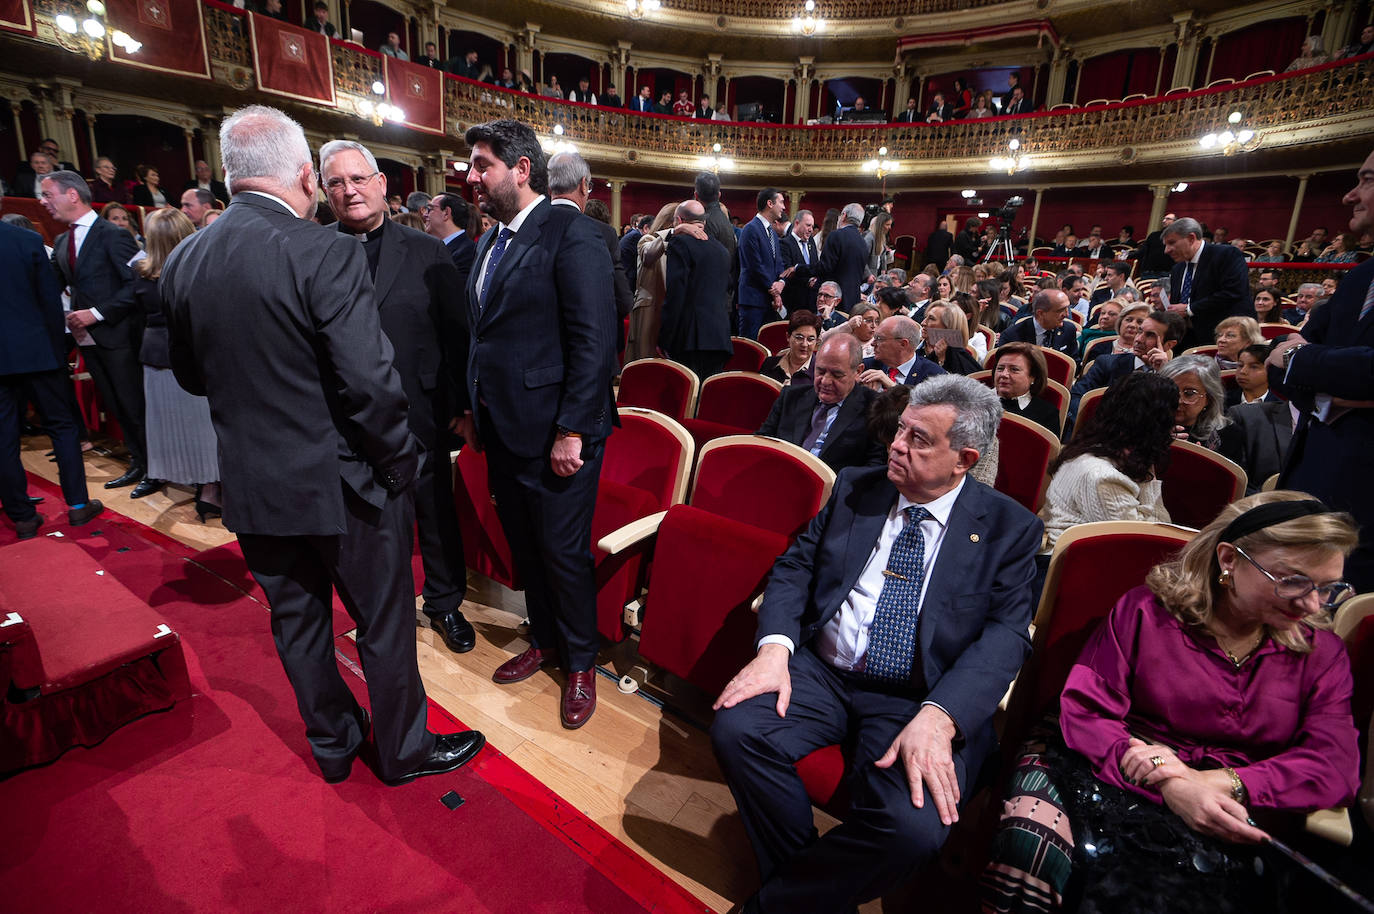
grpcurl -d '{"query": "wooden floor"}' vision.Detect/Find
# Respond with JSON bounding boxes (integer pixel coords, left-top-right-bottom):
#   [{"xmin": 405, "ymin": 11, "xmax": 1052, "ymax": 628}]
[{"xmin": 19, "ymin": 440, "xmax": 842, "ymax": 914}]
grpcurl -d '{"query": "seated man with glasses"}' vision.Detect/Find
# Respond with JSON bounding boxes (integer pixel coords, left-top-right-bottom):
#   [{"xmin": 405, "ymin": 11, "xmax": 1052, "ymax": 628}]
[
  {"xmin": 983, "ymin": 492, "xmax": 1360, "ymax": 913},
  {"xmin": 857, "ymin": 315, "xmax": 946, "ymax": 391},
  {"xmin": 814, "ymin": 282, "xmax": 848, "ymax": 330}
]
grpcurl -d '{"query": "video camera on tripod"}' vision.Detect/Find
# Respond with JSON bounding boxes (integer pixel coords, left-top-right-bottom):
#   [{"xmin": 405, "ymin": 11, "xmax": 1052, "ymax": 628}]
[{"xmin": 982, "ymin": 195, "xmax": 1026, "ymax": 264}]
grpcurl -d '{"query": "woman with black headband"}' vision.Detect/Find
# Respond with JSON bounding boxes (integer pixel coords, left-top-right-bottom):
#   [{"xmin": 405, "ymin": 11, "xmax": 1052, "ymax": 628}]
[{"xmin": 982, "ymin": 491, "xmax": 1361, "ymax": 914}]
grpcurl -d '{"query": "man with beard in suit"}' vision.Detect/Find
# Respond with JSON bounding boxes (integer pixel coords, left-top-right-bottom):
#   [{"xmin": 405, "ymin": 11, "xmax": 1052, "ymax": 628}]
[
  {"xmin": 780, "ymin": 208, "xmax": 820, "ymax": 315},
  {"xmin": 422, "ymin": 191, "xmax": 476, "ymax": 289},
  {"xmin": 738, "ymin": 187, "xmax": 791, "ymax": 339},
  {"xmin": 461, "ymin": 119, "xmax": 617, "ymax": 728},
  {"xmin": 43, "ymin": 170, "xmax": 150, "ymax": 495},
  {"xmin": 759, "ymin": 333, "xmax": 883, "ymax": 472},
  {"xmin": 321, "ymin": 139, "xmax": 475, "ymax": 658},
  {"xmin": 160, "ymin": 105, "xmax": 484, "ymax": 784},
  {"xmin": 1163, "ymin": 216, "xmax": 1252, "ymax": 349},
  {"xmin": 658, "ymin": 200, "xmax": 732, "ymax": 379}
]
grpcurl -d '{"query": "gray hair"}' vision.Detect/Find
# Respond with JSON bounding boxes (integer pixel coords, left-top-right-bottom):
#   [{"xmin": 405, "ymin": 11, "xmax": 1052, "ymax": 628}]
[
  {"xmin": 95, "ymin": 156, "xmax": 114, "ymax": 169},
  {"xmin": 1161, "ymin": 217, "xmax": 1202, "ymax": 241},
  {"xmin": 41, "ymin": 170, "xmax": 91, "ymax": 205},
  {"xmin": 547, "ymin": 150, "xmax": 591, "ymax": 195},
  {"xmin": 221, "ymin": 105, "xmax": 312, "ymax": 193},
  {"xmin": 948, "ymin": 254, "xmax": 965, "ymax": 266},
  {"xmin": 856, "ymin": 303, "xmax": 881, "ymax": 319},
  {"xmin": 887, "ymin": 315, "xmax": 923, "ymax": 347},
  {"xmin": 405, "ymin": 191, "xmax": 432, "ymax": 211},
  {"xmin": 819, "ymin": 280, "xmax": 841, "ymax": 297},
  {"xmin": 795, "ymin": 208, "xmax": 813, "ymax": 223},
  {"xmin": 906, "ymin": 374, "xmax": 1002, "ymax": 457},
  {"xmin": 1158, "ymin": 354, "xmax": 1230, "ymax": 440},
  {"xmin": 887, "ymin": 268, "xmax": 907, "ymax": 284},
  {"xmin": 1296, "ymin": 282, "xmax": 1324, "ymax": 297},
  {"xmin": 841, "ymin": 203, "xmax": 865, "ymax": 226},
  {"xmin": 818, "ymin": 329, "xmax": 863, "ymax": 369},
  {"xmin": 319, "ymin": 138, "xmax": 379, "ymax": 177}
]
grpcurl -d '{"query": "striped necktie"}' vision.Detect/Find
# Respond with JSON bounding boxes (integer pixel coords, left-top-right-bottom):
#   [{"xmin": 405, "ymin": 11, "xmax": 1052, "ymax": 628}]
[{"xmin": 1361, "ymin": 274, "xmax": 1374, "ymax": 322}]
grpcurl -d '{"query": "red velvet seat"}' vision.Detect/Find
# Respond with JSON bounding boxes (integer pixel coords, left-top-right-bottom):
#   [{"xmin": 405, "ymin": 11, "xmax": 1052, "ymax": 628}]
[
  {"xmin": 993, "ymin": 413, "xmax": 1060, "ymax": 513},
  {"xmin": 452, "ymin": 447, "xmax": 521, "ymax": 591},
  {"xmin": 725, "ymin": 337, "xmax": 769, "ymax": 373},
  {"xmin": 1040, "ymin": 347, "xmax": 1076, "ymax": 388},
  {"xmin": 592, "ymin": 407, "xmax": 693, "ymax": 643},
  {"xmin": 1159, "ymin": 439, "xmax": 1247, "ymax": 529},
  {"xmin": 616, "ymin": 358, "xmax": 699, "ymax": 423},
  {"xmin": 1079, "ymin": 335, "xmax": 1118, "ymax": 366},
  {"xmin": 1072, "ymin": 386, "xmax": 1107, "ymax": 439},
  {"xmin": 681, "ymin": 372, "xmax": 782, "ymax": 452},
  {"xmin": 606, "ymin": 437, "xmax": 835, "ymax": 696},
  {"xmin": 0, "ymin": 537, "xmax": 191, "ymax": 773},
  {"xmin": 757, "ymin": 320, "xmax": 789, "ymax": 353},
  {"xmin": 1259, "ymin": 322, "xmax": 1302, "ymax": 340}
]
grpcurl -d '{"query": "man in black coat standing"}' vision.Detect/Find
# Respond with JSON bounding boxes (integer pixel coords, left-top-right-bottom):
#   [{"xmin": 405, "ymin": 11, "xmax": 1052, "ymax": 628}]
[
  {"xmin": 618, "ymin": 213, "xmax": 650, "ymax": 283},
  {"xmin": 925, "ymin": 217, "xmax": 954, "ymax": 269},
  {"xmin": 460, "ymin": 119, "xmax": 618, "ymax": 729},
  {"xmin": 321, "ymin": 139, "xmax": 476, "ymax": 658},
  {"xmin": 817, "ymin": 203, "xmax": 870, "ymax": 311},
  {"xmin": 0, "ymin": 212, "xmax": 102, "ymax": 538},
  {"xmin": 779, "ymin": 209, "xmax": 820, "ymax": 315},
  {"xmin": 658, "ymin": 200, "xmax": 732, "ymax": 379},
  {"xmin": 160, "ymin": 105, "xmax": 483, "ymax": 784},
  {"xmin": 548, "ymin": 151, "xmax": 633, "ymax": 346},
  {"xmin": 1133, "ymin": 212, "xmax": 1176, "ymax": 277},
  {"xmin": 422, "ymin": 191, "xmax": 476, "ymax": 288},
  {"xmin": 1163, "ymin": 216, "xmax": 1252, "ymax": 349},
  {"xmin": 44, "ymin": 170, "xmax": 151, "ymax": 494}
]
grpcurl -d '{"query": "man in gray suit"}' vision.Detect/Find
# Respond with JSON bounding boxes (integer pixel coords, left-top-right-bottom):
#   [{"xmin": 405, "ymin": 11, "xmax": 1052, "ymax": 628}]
[{"xmin": 160, "ymin": 105, "xmax": 483, "ymax": 785}]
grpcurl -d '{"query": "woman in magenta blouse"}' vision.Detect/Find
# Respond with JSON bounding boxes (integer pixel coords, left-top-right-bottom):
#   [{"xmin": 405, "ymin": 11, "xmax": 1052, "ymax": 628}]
[{"xmin": 982, "ymin": 491, "xmax": 1361, "ymax": 914}]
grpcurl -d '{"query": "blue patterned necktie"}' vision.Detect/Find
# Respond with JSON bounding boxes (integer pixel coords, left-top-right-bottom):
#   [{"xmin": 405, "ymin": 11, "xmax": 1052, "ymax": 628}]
[
  {"xmin": 479, "ymin": 227, "xmax": 513, "ymax": 311},
  {"xmin": 1361, "ymin": 275, "xmax": 1374, "ymax": 322},
  {"xmin": 865, "ymin": 505, "xmax": 932, "ymax": 684},
  {"xmin": 1179, "ymin": 261, "xmax": 1194, "ymax": 304}
]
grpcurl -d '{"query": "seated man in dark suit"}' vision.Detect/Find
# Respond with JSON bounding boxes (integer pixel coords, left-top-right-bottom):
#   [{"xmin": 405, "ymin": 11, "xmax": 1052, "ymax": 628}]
[
  {"xmin": 713, "ymin": 374, "xmax": 1043, "ymax": 913},
  {"xmin": 857, "ymin": 315, "xmax": 946, "ymax": 391},
  {"xmin": 759, "ymin": 333, "xmax": 883, "ymax": 472},
  {"xmin": 999, "ymin": 289, "xmax": 1079, "ymax": 359},
  {"xmin": 1218, "ymin": 399, "xmax": 1295, "ymax": 495},
  {"xmin": 1162, "ymin": 216, "xmax": 1252, "ymax": 349},
  {"xmin": 1069, "ymin": 309, "xmax": 1183, "ymax": 427}
]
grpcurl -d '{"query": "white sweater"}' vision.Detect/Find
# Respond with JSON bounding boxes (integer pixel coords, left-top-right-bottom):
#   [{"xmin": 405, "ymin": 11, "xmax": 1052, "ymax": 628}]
[{"xmin": 1038, "ymin": 454, "xmax": 1169, "ymax": 552}]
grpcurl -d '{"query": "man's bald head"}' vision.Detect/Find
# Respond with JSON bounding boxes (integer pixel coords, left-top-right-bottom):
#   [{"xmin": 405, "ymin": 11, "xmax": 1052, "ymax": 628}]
[{"xmin": 675, "ymin": 199, "xmax": 705, "ymax": 224}]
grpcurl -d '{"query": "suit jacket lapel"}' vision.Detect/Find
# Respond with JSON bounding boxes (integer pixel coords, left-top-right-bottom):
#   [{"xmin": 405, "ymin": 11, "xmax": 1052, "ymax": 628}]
[
  {"xmin": 371, "ymin": 220, "xmax": 405, "ymax": 306},
  {"xmin": 837, "ymin": 477, "xmax": 896, "ymax": 614},
  {"xmin": 918, "ymin": 481, "xmax": 987, "ymax": 660},
  {"xmin": 788, "ymin": 388, "xmax": 820, "ymax": 441},
  {"xmin": 819, "ymin": 391, "xmax": 861, "ymax": 458},
  {"xmin": 480, "ymin": 202, "xmax": 548, "ymax": 324}
]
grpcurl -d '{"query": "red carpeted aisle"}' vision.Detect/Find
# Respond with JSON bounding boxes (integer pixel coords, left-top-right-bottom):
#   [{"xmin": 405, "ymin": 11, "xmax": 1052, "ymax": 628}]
[{"xmin": 0, "ymin": 475, "xmax": 712, "ymax": 914}]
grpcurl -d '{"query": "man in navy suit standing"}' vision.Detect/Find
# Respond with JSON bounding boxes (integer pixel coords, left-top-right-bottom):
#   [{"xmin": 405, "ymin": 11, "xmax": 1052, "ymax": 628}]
[
  {"xmin": 1271, "ymin": 148, "xmax": 1374, "ymax": 591},
  {"xmin": 712, "ymin": 375, "xmax": 1042, "ymax": 913},
  {"xmin": 817, "ymin": 203, "xmax": 871, "ymax": 311},
  {"xmin": 423, "ymin": 191, "xmax": 476, "ymax": 288},
  {"xmin": 459, "ymin": 119, "xmax": 617, "ymax": 728},
  {"xmin": 0, "ymin": 211, "xmax": 103, "ymax": 538},
  {"xmin": 1162, "ymin": 216, "xmax": 1252, "ymax": 349},
  {"xmin": 737, "ymin": 187, "xmax": 790, "ymax": 340}
]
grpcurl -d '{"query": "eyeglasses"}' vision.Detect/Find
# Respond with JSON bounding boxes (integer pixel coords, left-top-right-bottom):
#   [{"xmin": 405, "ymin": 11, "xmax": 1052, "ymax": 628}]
[
  {"xmin": 789, "ymin": 333, "xmax": 818, "ymax": 344},
  {"xmin": 1177, "ymin": 387, "xmax": 1206, "ymax": 404},
  {"xmin": 1232, "ymin": 545, "xmax": 1352, "ymax": 609},
  {"xmin": 321, "ymin": 172, "xmax": 380, "ymax": 192}
]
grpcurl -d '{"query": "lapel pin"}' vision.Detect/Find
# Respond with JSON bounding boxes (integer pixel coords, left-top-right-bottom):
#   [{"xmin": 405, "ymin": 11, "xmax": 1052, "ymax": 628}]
[{"xmin": 969, "ymin": 533, "xmax": 980, "ymax": 543}]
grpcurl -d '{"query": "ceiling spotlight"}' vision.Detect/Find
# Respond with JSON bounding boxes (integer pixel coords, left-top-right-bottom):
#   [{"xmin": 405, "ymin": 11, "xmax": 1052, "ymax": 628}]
[
  {"xmin": 86, "ymin": 0, "xmax": 105, "ymax": 12},
  {"xmin": 1172, "ymin": 182, "xmax": 1188, "ymax": 193},
  {"xmin": 82, "ymin": 17, "xmax": 105, "ymax": 38},
  {"xmin": 553, "ymin": 123, "xmax": 564, "ymax": 136},
  {"xmin": 371, "ymin": 80, "xmax": 385, "ymax": 95},
  {"xmin": 961, "ymin": 189, "xmax": 977, "ymax": 199},
  {"xmin": 55, "ymin": 13, "xmax": 77, "ymax": 31}
]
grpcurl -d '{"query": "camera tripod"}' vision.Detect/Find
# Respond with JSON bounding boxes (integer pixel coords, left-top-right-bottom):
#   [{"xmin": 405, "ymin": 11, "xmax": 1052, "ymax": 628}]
[{"xmin": 982, "ymin": 226, "xmax": 1017, "ymax": 264}]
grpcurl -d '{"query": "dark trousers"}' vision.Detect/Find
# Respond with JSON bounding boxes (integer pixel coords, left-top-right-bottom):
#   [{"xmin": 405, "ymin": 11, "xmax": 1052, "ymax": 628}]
[
  {"xmin": 677, "ymin": 350, "xmax": 730, "ymax": 382},
  {"xmin": 711, "ymin": 647, "xmax": 967, "ymax": 913},
  {"xmin": 481, "ymin": 415, "xmax": 604, "ymax": 671},
  {"xmin": 414, "ymin": 437, "xmax": 467, "ymax": 618},
  {"xmin": 738, "ymin": 305, "xmax": 770, "ymax": 341},
  {"xmin": 0, "ymin": 369, "xmax": 90, "ymax": 522},
  {"xmin": 238, "ymin": 483, "xmax": 432, "ymax": 781},
  {"xmin": 81, "ymin": 343, "xmax": 146, "ymax": 468}
]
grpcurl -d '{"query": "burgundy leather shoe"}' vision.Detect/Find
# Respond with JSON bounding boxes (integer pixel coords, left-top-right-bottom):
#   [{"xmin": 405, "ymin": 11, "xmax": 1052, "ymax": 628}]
[
  {"xmin": 492, "ymin": 646, "xmax": 556, "ymax": 684},
  {"xmin": 561, "ymin": 670, "xmax": 596, "ymax": 729}
]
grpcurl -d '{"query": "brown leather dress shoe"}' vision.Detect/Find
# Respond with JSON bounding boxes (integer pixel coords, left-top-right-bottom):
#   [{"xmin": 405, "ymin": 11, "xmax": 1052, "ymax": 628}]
[
  {"xmin": 492, "ymin": 646, "xmax": 556, "ymax": 684},
  {"xmin": 561, "ymin": 670, "xmax": 596, "ymax": 729}
]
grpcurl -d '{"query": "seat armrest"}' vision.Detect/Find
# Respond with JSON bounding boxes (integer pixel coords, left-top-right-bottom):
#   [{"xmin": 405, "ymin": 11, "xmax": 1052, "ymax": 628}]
[
  {"xmin": 1304, "ymin": 807, "xmax": 1353, "ymax": 846},
  {"xmin": 596, "ymin": 511, "xmax": 668, "ymax": 556}
]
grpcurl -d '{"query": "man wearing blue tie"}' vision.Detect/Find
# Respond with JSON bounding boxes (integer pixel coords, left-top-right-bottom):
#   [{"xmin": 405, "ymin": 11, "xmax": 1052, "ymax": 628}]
[
  {"xmin": 1162, "ymin": 216, "xmax": 1251, "ymax": 350},
  {"xmin": 627, "ymin": 85, "xmax": 655, "ymax": 113},
  {"xmin": 712, "ymin": 375, "xmax": 1042, "ymax": 913},
  {"xmin": 737, "ymin": 187, "xmax": 790, "ymax": 339}
]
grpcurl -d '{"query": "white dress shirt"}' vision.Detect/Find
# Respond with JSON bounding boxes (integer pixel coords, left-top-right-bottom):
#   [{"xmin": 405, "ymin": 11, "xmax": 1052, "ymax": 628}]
[{"xmin": 475, "ymin": 194, "xmax": 543, "ymax": 303}]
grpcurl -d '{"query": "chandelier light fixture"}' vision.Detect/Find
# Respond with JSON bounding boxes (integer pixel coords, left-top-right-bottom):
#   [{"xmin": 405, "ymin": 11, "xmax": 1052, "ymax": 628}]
[
  {"xmin": 1199, "ymin": 110, "xmax": 1257, "ymax": 155},
  {"xmin": 699, "ymin": 142, "xmax": 735, "ymax": 173},
  {"xmin": 861, "ymin": 146, "xmax": 898, "ymax": 192},
  {"xmin": 54, "ymin": 0, "xmax": 140, "ymax": 58},
  {"xmin": 357, "ymin": 80, "xmax": 404, "ymax": 125},
  {"xmin": 625, "ymin": 0, "xmax": 660, "ymax": 19},
  {"xmin": 792, "ymin": 0, "xmax": 822, "ymax": 35},
  {"xmin": 989, "ymin": 137, "xmax": 1029, "ymax": 174}
]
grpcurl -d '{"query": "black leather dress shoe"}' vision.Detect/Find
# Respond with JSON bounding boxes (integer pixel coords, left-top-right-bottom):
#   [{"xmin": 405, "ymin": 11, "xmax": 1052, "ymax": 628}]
[
  {"xmin": 429, "ymin": 609, "xmax": 476, "ymax": 653},
  {"xmin": 129, "ymin": 478, "xmax": 162, "ymax": 499},
  {"xmin": 68, "ymin": 500, "xmax": 105, "ymax": 526},
  {"xmin": 386, "ymin": 730, "xmax": 485, "ymax": 785},
  {"xmin": 320, "ymin": 709, "xmax": 372, "ymax": 784},
  {"xmin": 104, "ymin": 467, "xmax": 145, "ymax": 489},
  {"xmin": 15, "ymin": 515, "xmax": 43, "ymax": 540}
]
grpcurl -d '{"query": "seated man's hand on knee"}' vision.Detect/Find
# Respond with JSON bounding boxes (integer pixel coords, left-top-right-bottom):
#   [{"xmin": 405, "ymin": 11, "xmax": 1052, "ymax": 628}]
[
  {"xmin": 713, "ymin": 643, "xmax": 792, "ymax": 717},
  {"xmin": 875, "ymin": 704, "xmax": 960, "ymax": 826}
]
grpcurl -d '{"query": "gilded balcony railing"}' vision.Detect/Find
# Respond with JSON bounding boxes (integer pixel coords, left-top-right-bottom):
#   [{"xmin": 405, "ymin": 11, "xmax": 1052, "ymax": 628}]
[
  {"xmin": 648, "ymin": 0, "xmax": 989, "ymax": 20},
  {"xmin": 203, "ymin": 5, "xmax": 251, "ymax": 68}
]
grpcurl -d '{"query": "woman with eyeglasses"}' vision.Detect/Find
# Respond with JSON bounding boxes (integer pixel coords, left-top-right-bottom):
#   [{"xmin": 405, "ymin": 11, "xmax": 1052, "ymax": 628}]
[
  {"xmin": 1159, "ymin": 355, "xmax": 1230, "ymax": 449},
  {"xmin": 760, "ymin": 310, "xmax": 821, "ymax": 387},
  {"xmin": 982, "ymin": 491, "xmax": 1360, "ymax": 914}
]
